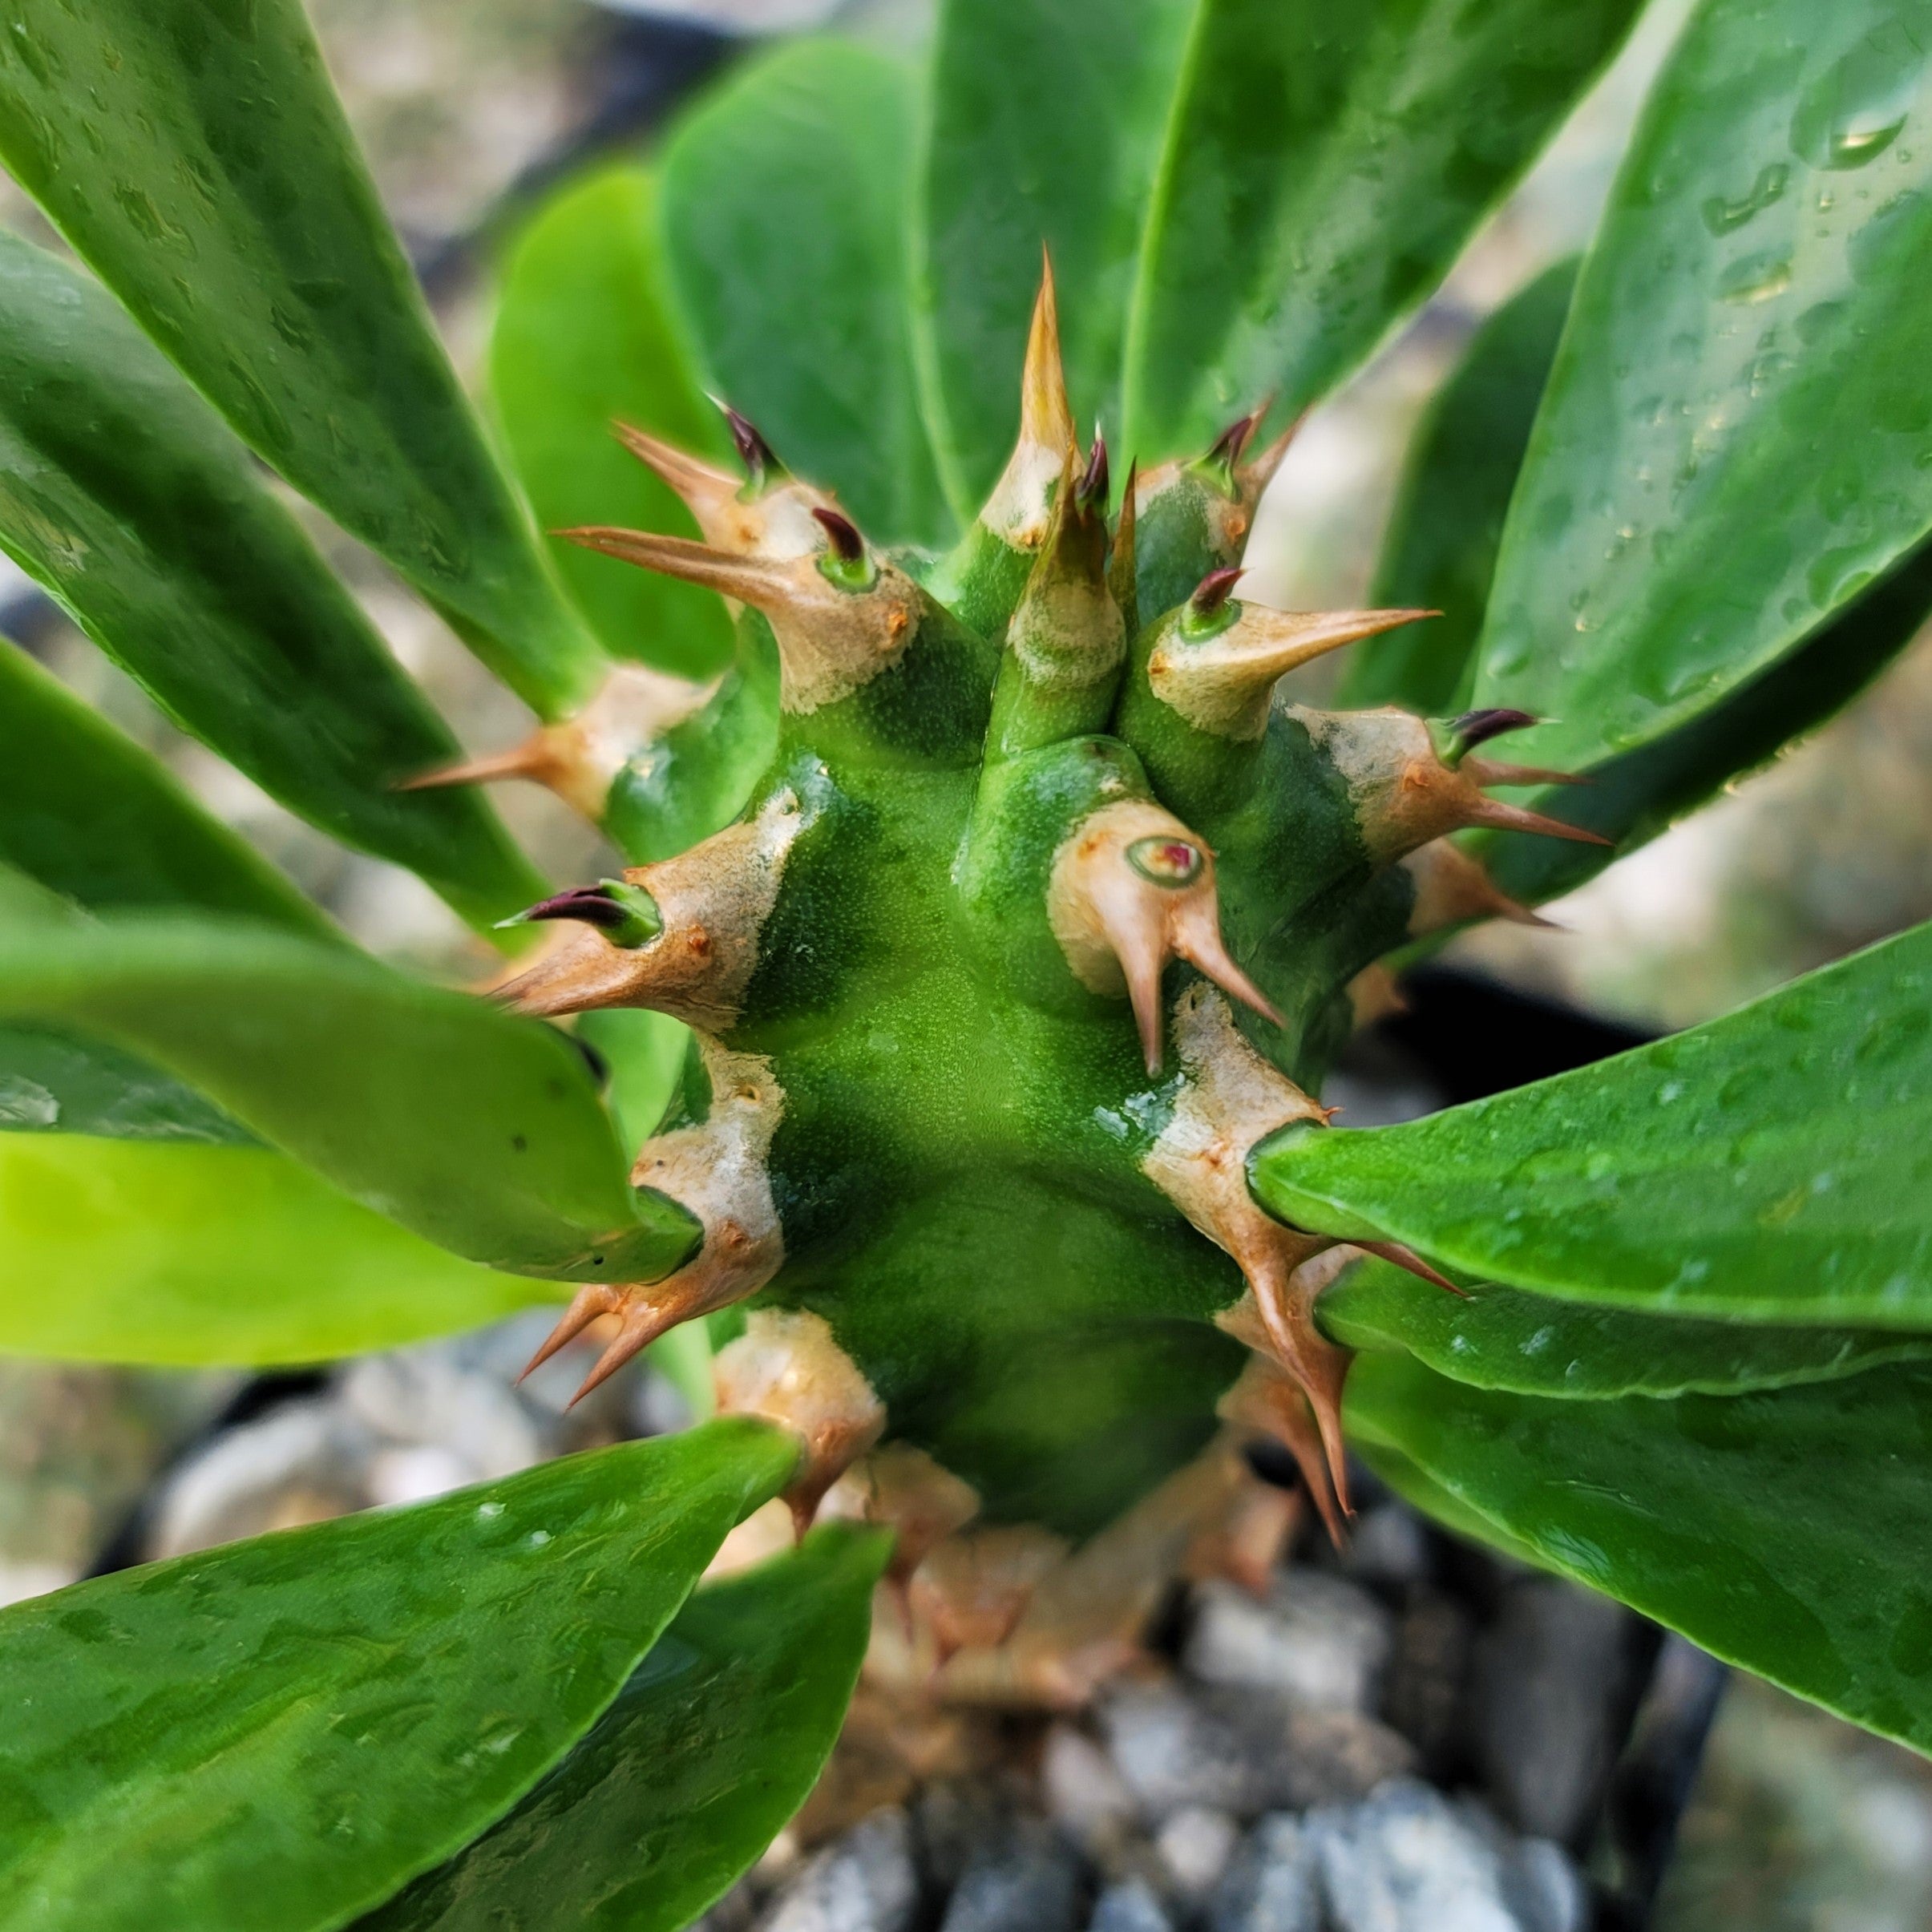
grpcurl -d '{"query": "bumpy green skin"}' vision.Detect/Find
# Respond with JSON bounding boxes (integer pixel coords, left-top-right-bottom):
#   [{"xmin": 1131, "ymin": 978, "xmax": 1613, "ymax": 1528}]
[{"xmin": 628, "ymin": 469, "xmax": 1442, "ymax": 1541}]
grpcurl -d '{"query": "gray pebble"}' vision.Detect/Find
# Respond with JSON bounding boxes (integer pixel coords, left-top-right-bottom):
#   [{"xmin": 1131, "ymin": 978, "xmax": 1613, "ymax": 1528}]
[
  {"xmin": 1307, "ymin": 1780, "xmax": 1582, "ymax": 1932},
  {"xmin": 1211, "ymin": 1814, "xmax": 1322, "ymax": 1932},
  {"xmin": 759, "ymin": 1810, "xmax": 919, "ymax": 1932},
  {"xmin": 937, "ymin": 1820, "xmax": 1083, "ymax": 1932},
  {"xmin": 1186, "ymin": 1574, "xmax": 1393, "ymax": 1716},
  {"xmin": 1088, "ymin": 1877, "xmax": 1175, "ymax": 1932}
]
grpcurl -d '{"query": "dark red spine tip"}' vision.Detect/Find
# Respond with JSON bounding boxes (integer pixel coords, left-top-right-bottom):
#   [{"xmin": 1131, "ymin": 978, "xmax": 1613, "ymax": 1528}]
[
  {"xmin": 1190, "ymin": 565, "xmax": 1246, "ymax": 616},
  {"xmin": 717, "ymin": 401, "xmax": 779, "ymax": 480},
  {"xmin": 510, "ymin": 886, "xmax": 629, "ymax": 931},
  {"xmin": 810, "ymin": 506, "xmax": 867, "ymax": 562},
  {"xmin": 1205, "ymin": 404, "xmax": 1266, "ymax": 471},
  {"xmin": 1077, "ymin": 426, "xmax": 1109, "ymax": 509},
  {"xmin": 1450, "ymin": 707, "xmax": 1539, "ymax": 750}
]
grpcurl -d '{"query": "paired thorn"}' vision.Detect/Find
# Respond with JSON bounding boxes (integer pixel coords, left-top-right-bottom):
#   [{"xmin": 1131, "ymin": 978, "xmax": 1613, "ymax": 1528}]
[
  {"xmin": 614, "ymin": 415, "xmax": 830, "ymax": 560},
  {"xmin": 1156, "ymin": 597, "xmax": 1436, "ymax": 741},
  {"xmin": 1354, "ymin": 1239, "xmax": 1465, "ymax": 1298},
  {"xmin": 1049, "ymin": 799, "xmax": 1281, "ymax": 1073},
  {"xmin": 1464, "ymin": 798, "xmax": 1612, "ymax": 847},
  {"xmin": 519, "ymin": 1275, "xmax": 718, "ymax": 1408}
]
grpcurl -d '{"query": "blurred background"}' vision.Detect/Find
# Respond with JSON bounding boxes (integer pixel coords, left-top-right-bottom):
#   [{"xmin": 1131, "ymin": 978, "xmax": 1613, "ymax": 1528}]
[{"xmin": 4, "ymin": 2, "xmax": 1931, "ymax": 1924}]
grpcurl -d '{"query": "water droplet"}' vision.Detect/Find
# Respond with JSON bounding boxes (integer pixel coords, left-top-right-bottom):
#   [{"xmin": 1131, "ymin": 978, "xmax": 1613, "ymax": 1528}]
[
  {"xmin": 1717, "ymin": 249, "xmax": 1793, "ymax": 305},
  {"xmin": 1791, "ymin": 26, "xmax": 1923, "ymax": 172},
  {"xmin": 0, "ymin": 1076, "xmax": 59, "ymax": 1128},
  {"xmin": 1701, "ymin": 163, "xmax": 1790, "ymax": 234}
]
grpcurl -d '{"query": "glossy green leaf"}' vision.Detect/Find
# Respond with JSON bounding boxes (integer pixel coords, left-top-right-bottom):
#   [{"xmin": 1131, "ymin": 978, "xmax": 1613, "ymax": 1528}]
[
  {"xmin": 1321, "ymin": 1257, "xmax": 1932, "ymax": 1400},
  {"xmin": 661, "ymin": 39, "xmax": 952, "ymax": 548},
  {"xmin": 918, "ymin": 0, "xmax": 1194, "ymax": 507},
  {"xmin": 360, "ymin": 1525, "xmax": 890, "ymax": 1932},
  {"xmin": 1340, "ymin": 261, "xmax": 1578, "ymax": 713},
  {"xmin": 490, "ymin": 167, "xmax": 734, "ymax": 679},
  {"xmin": 1471, "ymin": 0, "xmax": 1932, "ymax": 776},
  {"xmin": 1123, "ymin": 0, "xmax": 1642, "ymax": 457},
  {"xmin": 0, "ymin": 0, "xmax": 600, "ymax": 715},
  {"xmin": 0, "ymin": 1134, "xmax": 554, "ymax": 1365},
  {"xmin": 0, "ymin": 864, "xmax": 76, "ymax": 932},
  {"xmin": 0, "ymin": 1420, "xmax": 798, "ymax": 1932},
  {"xmin": 0, "ymin": 641, "xmax": 329, "ymax": 936},
  {"xmin": 0, "ymin": 1021, "xmax": 248, "ymax": 1144},
  {"xmin": 0, "ymin": 916, "xmax": 700, "ymax": 1282},
  {"xmin": 0, "ymin": 236, "xmax": 543, "ymax": 929},
  {"xmin": 1348, "ymin": 1352, "xmax": 1932, "ymax": 1755},
  {"xmin": 1252, "ymin": 919, "xmax": 1932, "ymax": 1324},
  {"xmin": 1482, "ymin": 530, "xmax": 1932, "ymax": 905}
]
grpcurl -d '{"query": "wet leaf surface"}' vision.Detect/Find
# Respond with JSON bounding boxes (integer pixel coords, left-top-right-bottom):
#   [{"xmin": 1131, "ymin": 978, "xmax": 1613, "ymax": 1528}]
[
  {"xmin": 0, "ymin": 1421, "xmax": 798, "ymax": 1932},
  {"xmin": 362, "ymin": 1526, "xmax": 889, "ymax": 1932}
]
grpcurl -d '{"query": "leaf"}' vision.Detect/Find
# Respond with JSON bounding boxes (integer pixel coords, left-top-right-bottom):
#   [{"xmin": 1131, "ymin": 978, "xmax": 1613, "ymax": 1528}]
[
  {"xmin": 1339, "ymin": 260, "xmax": 1579, "ymax": 713},
  {"xmin": 576, "ymin": 1008, "xmax": 689, "ymax": 1162},
  {"xmin": 1251, "ymin": 918, "xmax": 1932, "ymax": 1324},
  {"xmin": 1348, "ymin": 1351, "xmax": 1932, "ymax": 1756},
  {"xmin": 0, "ymin": 1134, "xmax": 554, "ymax": 1365},
  {"xmin": 1481, "ymin": 528, "xmax": 1932, "ymax": 905},
  {"xmin": 0, "ymin": 237, "xmax": 544, "ymax": 930},
  {"xmin": 660, "ymin": 39, "xmax": 952, "ymax": 548},
  {"xmin": 1123, "ymin": 0, "xmax": 1643, "ymax": 457},
  {"xmin": 0, "ymin": 1022, "xmax": 249, "ymax": 1144},
  {"xmin": 0, "ymin": 916, "xmax": 701, "ymax": 1283},
  {"xmin": 1470, "ymin": 0, "xmax": 1932, "ymax": 777},
  {"xmin": 918, "ymin": 0, "xmax": 1194, "ymax": 508},
  {"xmin": 1321, "ymin": 1256, "xmax": 1932, "ymax": 1400},
  {"xmin": 358, "ymin": 1525, "xmax": 891, "ymax": 1932},
  {"xmin": 0, "ymin": 640, "xmax": 329, "ymax": 937},
  {"xmin": 0, "ymin": 0, "xmax": 599, "ymax": 716},
  {"xmin": 489, "ymin": 167, "xmax": 735, "ymax": 680},
  {"xmin": 0, "ymin": 1419, "xmax": 798, "ymax": 1932}
]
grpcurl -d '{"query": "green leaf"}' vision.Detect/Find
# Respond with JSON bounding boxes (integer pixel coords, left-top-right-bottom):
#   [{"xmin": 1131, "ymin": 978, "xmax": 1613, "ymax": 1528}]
[
  {"xmin": 918, "ymin": 0, "xmax": 1194, "ymax": 508},
  {"xmin": 1481, "ymin": 529, "xmax": 1932, "ymax": 905},
  {"xmin": 0, "ymin": 916, "xmax": 701, "ymax": 1283},
  {"xmin": 0, "ymin": 1420, "xmax": 798, "ymax": 1932},
  {"xmin": 576, "ymin": 1008, "xmax": 689, "ymax": 1162},
  {"xmin": 0, "ymin": 0, "xmax": 599, "ymax": 716},
  {"xmin": 0, "ymin": 236, "xmax": 544, "ymax": 929},
  {"xmin": 1339, "ymin": 260, "xmax": 1578, "ymax": 713},
  {"xmin": 1348, "ymin": 1352, "xmax": 1932, "ymax": 1756},
  {"xmin": 0, "ymin": 1134, "xmax": 554, "ymax": 1365},
  {"xmin": 1123, "ymin": 0, "xmax": 1642, "ymax": 457},
  {"xmin": 661, "ymin": 39, "xmax": 952, "ymax": 548},
  {"xmin": 358, "ymin": 1525, "xmax": 890, "ymax": 1932},
  {"xmin": 1321, "ymin": 1257, "xmax": 1932, "ymax": 1400},
  {"xmin": 1470, "ymin": 0, "xmax": 1932, "ymax": 776},
  {"xmin": 1251, "ymin": 919, "xmax": 1932, "ymax": 1324},
  {"xmin": 0, "ymin": 641, "xmax": 329, "ymax": 936},
  {"xmin": 0, "ymin": 1022, "xmax": 249, "ymax": 1144},
  {"xmin": 489, "ymin": 167, "xmax": 735, "ymax": 680}
]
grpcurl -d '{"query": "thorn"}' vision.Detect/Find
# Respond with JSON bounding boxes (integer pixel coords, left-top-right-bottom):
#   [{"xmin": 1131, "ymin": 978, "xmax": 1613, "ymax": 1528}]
[
  {"xmin": 1355, "ymin": 1239, "xmax": 1467, "ymax": 1298},
  {"xmin": 518, "ymin": 1282, "xmax": 625, "ymax": 1384},
  {"xmin": 1238, "ymin": 414, "xmax": 1300, "ymax": 497},
  {"xmin": 1049, "ymin": 800, "xmax": 1280, "ymax": 1073},
  {"xmin": 1462, "ymin": 757, "xmax": 1590, "ymax": 789},
  {"xmin": 1219, "ymin": 1357, "xmax": 1349, "ymax": 1549},
  {"xmin": 1450, "ymin": 706, "xmax": 1538, "ymax": 750},
  {"xmin": 1466, "ymin": 798, "xmax": 1613, "ymax": 847},
  {"xmin": 397, "ymin": 738, "xmax": 556, "ymax": 794},
  {"xmin": 811, "ymin": 505, "xmax": 866, "ymax": 564},
  {"xmin": 1157, "ymin": 604, "xmax": 1436, "ymax": 739},
  {"xmin": 1077, "ymin": 424, "xmax": 1109, "ymax": 509},
  {"xmin": 1190, "ymin": 566, "xmax": 1246, "ymax": 617},
  {"xmin": 713, "ymin": 1310, "xmax": 886, "ymax": 1538},
  {"xmin": 1024, "ymin": 249, "xmax": 1075, "ymax": 460},
  {"xmin": 612, "ymin": 418, "xmax": 741, "ymax": 519},
  {"xmin": 1402, "ymin": 841, "xmax": 1555, "ymax": 936},
  {"xmin": 711, "ymin": 397, "xmax": 782, "ymax": 486}
]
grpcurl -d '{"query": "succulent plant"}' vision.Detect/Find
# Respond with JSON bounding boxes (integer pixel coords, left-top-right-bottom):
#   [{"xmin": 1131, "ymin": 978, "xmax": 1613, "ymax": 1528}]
[{"xmin": 2, "ymin": 0, "xmax": 1932, "ymax": 1926}]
